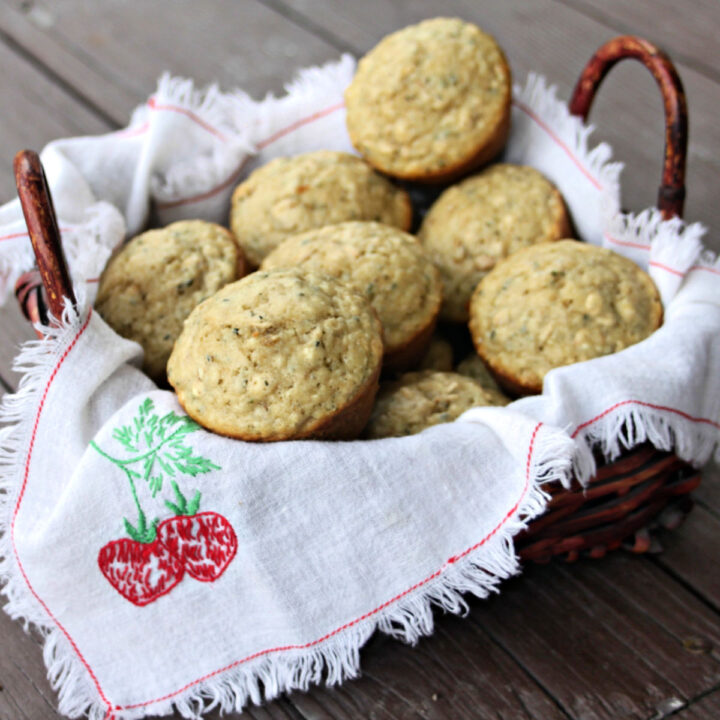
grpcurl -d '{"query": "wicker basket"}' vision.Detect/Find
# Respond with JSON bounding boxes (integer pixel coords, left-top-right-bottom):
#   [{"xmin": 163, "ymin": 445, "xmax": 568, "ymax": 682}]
[{"xmin": 11, "ymin": 35, "xmax": 701, "ymax": 564}]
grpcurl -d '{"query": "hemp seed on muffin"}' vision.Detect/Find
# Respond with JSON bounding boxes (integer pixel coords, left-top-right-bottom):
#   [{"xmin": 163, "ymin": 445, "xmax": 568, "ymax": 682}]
[
  {"xmin": 167, "ymin": 268, "xmax": 383, "ymax": 441},
  {"xmin": 468, "ymin": 240, "xmax": 663, "ymax": 395},
  {"xmin": 345, "ymin": 17, "xmax": 511, "ymax": 182},
  {"xmin": 95, "ymin": 220, "xmax": 245, "ymax": 383},
  {"xmin": 419, "ymin": 164, "xmax": 571, "ymax": 322},
  {"xmin": 366, "ymin": 370, "xmax": 508, "ymax": 439},
  {"xmin": 261, "ymin": 222, "xmax": 442, "ymax": 370},
  {"xmin": 229, "ymin": 151, "xmax": 412, "ymax": 267}
]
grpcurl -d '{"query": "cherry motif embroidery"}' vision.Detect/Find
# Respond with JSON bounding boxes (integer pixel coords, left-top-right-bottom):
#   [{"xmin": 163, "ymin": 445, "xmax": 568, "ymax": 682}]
[{"xmin": 91, "ymin": 398, "xmax": 236, "ymax": 606}]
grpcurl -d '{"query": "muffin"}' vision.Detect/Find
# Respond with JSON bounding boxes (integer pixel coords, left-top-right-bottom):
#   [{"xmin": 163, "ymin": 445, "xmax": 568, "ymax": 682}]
[
  {"xmin": 468, "ymin": 240, "xmax": 663, "ymax": 395},
  {"xmin": 345, "ymin": 17, "xmax": 511, "ymax": 183},
  {"xmin": 456, "ymin": 354, "xmax": 506, "ymax": 398},
  {"xmin": 366, "ymin": 370, "xmax": 507, "ymax": 439},
  {"xmin": 419, "ymin": 164, "xmax": 571, "ymax": 322},
  {"xmin": 418, "ymin": 335, "xmax": 454, "ymax": 371},
  {"xmin": 167, "ymin": 268, "xmax": 383, "ymax": 441},
  {"xmin": 229, "ymin": 151, "xmax": 412, "ymax": 267},
  {"xmin": 261, "ymin": 222, "xmax": 442, "ymax": 370},
  {"xmin": 95, "ymin": 220, "xmax": 245, "ymax": 382}
]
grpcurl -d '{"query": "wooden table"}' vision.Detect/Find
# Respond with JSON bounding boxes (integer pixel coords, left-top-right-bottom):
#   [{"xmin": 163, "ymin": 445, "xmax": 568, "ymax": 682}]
[{"xmin": 1, "ymin": 2, "xmax": 719, "ymax": 718}]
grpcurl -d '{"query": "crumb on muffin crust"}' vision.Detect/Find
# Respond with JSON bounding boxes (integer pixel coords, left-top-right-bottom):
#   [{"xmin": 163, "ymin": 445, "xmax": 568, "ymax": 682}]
[
  {"xmin": 366, "ymin": 370, "xmax": 507, "ymax": 439},
  {"xmin": 261, "ymin": 221, "xmax": 442, "ymax": 364},
  {"xmin": 229, "ymin": 151, "xmax": 412, "ymax": 267},
  {"xmin": 468, "ymin": 240, "xmax": 663, "ymax": 395},
  {"xmin": 345, "ymin": 17, "xmax": 511, "ymax": 181},
  {"xmin": 95, "ymin": 220, "xmax": 243, "ymax": 382},
  {"xmin": 419, "ymin": 164, "xmax": 571, "ymax": 322},
  {"xmin": 168, "ymin": 268, "xmax": 384, "ymax": 441}
]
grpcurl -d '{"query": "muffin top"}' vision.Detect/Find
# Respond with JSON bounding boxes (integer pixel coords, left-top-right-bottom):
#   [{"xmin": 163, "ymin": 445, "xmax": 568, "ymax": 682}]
[
  {"xmin": 95, "ymin": 220, "xmax": 243, "ymax": 382},
  {"xmin": 468, "ymin": 240, "xmax": 663, "ymax": 394},
  {"xmin": 229, "ymin": 151, "xmax": 412, "ymax": 267},
  {"xmin": 261, "ymin": 222, "xmax": 442, "ymax": 355},
  {"xmin": 366, "ymin": 370, "xmax": 507, "ymax": 439},
  {"xmin": 167, "ymin": 268, "xmax": 383, "ymax": 441},
  {"xmin": 419, "ymin": 164, "xmax": 570, "ymax": 322},
  {"xmin": 345, "ymin": 17, "xmax": 511, "ymax": 180}
]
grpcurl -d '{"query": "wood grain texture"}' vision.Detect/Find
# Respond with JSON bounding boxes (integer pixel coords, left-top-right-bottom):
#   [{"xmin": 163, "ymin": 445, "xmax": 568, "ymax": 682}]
[
  {"xmin": 1, "ymin": 0, "xmax": 340, "ymax": 104},
  {"xmin": 259, "ymin": 0, "xmax": 720, "ymax": 250},
  {"xmin": 560, "ymin": 0, "xmax": 720, "ymax": 83},
  {"xmin": 0, "ymin": 31, "xmax": 111, "ymax": 200},
  {"xmin": 654, "ymin": 505, "xmax": 720, "ymax": 614},
  {"xmin": 291, "ymin": 615, "xmax": 567, "ymax": 720},
  {"xmin": 475, "ymin": 554, "xmax": 720, "ymax": 720},
  {"xmin": 0, "ymin": 610, "xmax": 62, "ymax": 719},
  {"xmin": 671, "ymin": 689, "xmax": 720, "ymax": 719}
]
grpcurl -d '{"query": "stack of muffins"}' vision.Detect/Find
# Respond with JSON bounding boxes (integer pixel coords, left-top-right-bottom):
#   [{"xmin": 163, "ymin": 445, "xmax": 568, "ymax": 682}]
[{"xmin": 95, "ymin": 17, "xmax": 662, "ymax": 443}]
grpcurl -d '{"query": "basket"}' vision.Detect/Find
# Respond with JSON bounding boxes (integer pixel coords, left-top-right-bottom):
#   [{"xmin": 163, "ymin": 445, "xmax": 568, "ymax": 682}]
[{"xmin": 12, "ymin": 35, "xmax": 702, "ymax": 565}]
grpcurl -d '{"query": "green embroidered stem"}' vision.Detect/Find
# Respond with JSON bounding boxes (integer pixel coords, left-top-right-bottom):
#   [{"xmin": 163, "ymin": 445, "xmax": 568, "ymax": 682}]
[
  {"xmin": 90, "ymin": 441, "xmax": 158, "ymax": 543},
  {"xmin": 90, "ymin": 398, "xmax": 221, "ymax": 542}
]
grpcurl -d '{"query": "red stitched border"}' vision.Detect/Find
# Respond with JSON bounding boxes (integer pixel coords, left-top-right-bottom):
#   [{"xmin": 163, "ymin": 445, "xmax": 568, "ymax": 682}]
[
  {"xmin": 147, "ymin": 97, "xmax": 228, "ymax": 142},
  {"xmin": 256, "ymin": 101, "xmax": 345, "ymax": 150},
  {"xmin": 571, "ymin": 399, "xmax": 720, "ymax": 438},
  {"xmin": 9, "ymin": 310, "xmax": 114, "ymax": 715},
  {"xmin": 512, "ymin": 100, "xmax": 603, "ymax": 191},
  {"xmin": 155, "ymin": 160, "xmax": 248, "ymax": 210},
  {"xmin": 604, "ymin": 233, "xmax": 651, "ymax": 251},
  {"xmin": 118, "ymin": 421, "xmax": 543, "ymax": 711},
  {"xmin": 153, "ymin": 102, "xmax": 344, "ymax": 209},
  {"xmin": 1, "ymin": 227, "xmax": 72, "ymax": 243},
  {"xmin": 649, "ymin": 260, "xmax": 684, "ymax": 277}
]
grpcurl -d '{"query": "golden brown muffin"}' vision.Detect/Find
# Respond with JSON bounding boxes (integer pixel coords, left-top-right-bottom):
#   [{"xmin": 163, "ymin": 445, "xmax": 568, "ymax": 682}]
[
  {"xmin": 95, "ymin": 220, "xmax": 245, "ymax": 382},
  {"xmin": 366, "ymin": 370, "xmax": 507, "ymax": 439},
  {"xmin": 167, "ymin": 268, "xmax": 383, "ymax": 441},
  {"xmin": 468, "ymin": 240, "xmax": 663, "ymax": 395},
  {"xmin": 261, "ymin": 222, "xmax": 442, "ymax": 370},
  {"xmin": 419, "ymin": 164, "xmax": 571, "ymax": 323},
  {"xmin": 229, "ymin": 151, "xmax": 412, "ymax": 267},
  {"xmin": 418, "ymin": 335, "xmax": 454, "ymax": 371},
  {"xmin": 455, "ymin": 354, "xmax": 507, "ymax": 400},
  {"xmin": 345, "ymin": 17, "xmax": 511, "ymax": 183}
]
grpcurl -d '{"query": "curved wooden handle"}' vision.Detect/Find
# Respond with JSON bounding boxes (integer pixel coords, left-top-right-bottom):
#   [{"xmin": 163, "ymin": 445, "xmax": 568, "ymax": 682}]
[
  {"xmin": 569, "ymin": 35, "xmax": 688, "ymax": 220},
  {"xmin": 14, "ymin": 150, "xmax": 76, "ymax": 326}
]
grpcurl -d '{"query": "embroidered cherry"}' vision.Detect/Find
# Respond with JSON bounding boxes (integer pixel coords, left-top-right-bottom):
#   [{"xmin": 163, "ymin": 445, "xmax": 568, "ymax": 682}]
[
  {"xmin": 98, "ymin": 538, "xmax": 185, "ymax": 606},
  {"xmin": 157, "ymin": 482, "xmax": 238, "ymax": 582}
]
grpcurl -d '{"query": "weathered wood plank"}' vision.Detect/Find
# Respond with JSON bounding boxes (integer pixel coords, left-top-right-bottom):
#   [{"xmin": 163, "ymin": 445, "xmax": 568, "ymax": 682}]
[
  {"xmin": 654, "ymin": 505, "xmax": 720, "ymax": 614},
  {"xmin": 291, "ymin": 616, "xmax": 568, "ymax": 720},
  {"xmin": 0, "ymin": 1, "xmax": 135, "ymax": 126},
  {"xmin": 259, "ymin": 0, "xmax": 720, "ymax": 249},
  {"xmin": 1, "ymin": 0, "xmax": 341, "ymax": 104},
  {"xmin": 474, "ymin": 554, "xmax": 720, "ymax": 720},
  {"xmin": 0, "ymin": 303, "xmax": 36, "ymax": 392},
  {"xmin": 695, "ymin": 460, "xmax": 720, "ymax": 519},
  {"xmin": 672, "ymin": 688, "xmax": 720, "ymax": 719},
  {"xmin": 560, "ymin": 0, "xmax": 720, "ymax": 83},
  {"xmin": 0, "ymin": 32, "xmax": 111, "ymax": 201},
  {"xmin": 0, "ymin": 609, "xmax": 62, "ymax": 719}
]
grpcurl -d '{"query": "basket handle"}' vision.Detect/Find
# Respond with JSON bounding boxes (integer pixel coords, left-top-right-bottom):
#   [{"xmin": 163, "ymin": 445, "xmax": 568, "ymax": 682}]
[
  {"xmin": 14, "ymin": 150, "xmax": 76, "ymax": 331},
  {"xmin": 569, "ymin": 35, "xmax": 687, "ymax": 220}
]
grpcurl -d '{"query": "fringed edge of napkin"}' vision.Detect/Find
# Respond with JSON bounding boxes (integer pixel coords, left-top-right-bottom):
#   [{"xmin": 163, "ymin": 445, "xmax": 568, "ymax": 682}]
[
  {"xmin": 0, "ymin": 294, "xmax": 106, "ymax": 719},
  {"xmin": 0, "ymin": 297, "xmax": 574, "ymax": 719}
]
